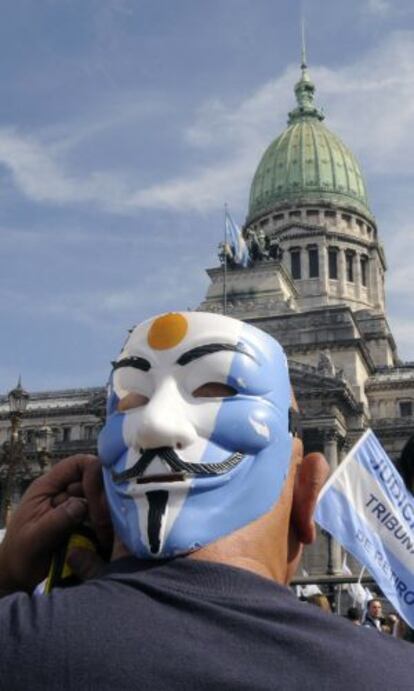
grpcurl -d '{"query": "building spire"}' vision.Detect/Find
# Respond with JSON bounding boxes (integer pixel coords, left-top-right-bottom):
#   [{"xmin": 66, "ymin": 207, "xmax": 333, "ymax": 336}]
[
  {"xmin": 287, "ymin": 18, "xmax": 324, "ymax": 125},
  {"xmin": 301, "ymin": 13, "xmax": 307, "ymax": 72}
]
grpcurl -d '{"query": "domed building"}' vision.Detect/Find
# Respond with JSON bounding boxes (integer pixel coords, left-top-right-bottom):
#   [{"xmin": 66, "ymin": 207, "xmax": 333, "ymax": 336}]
[{"xmin": 200, "ymin": 57, "xmax": 414, "ymax": 574}]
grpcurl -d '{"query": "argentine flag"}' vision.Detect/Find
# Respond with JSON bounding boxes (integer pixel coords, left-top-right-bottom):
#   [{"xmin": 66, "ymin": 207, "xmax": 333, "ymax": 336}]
[
  {"xmin": 315, "ymin": 430, "xmax": 414, "ymax": 627},
  {"xmin": 225, "ymin": 210, "xmax": 250, "ymax": 268}
]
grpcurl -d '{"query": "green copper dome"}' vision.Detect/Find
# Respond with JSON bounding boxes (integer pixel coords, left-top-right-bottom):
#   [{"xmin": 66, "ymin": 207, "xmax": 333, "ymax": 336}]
[{"xmin": 248, "ymin": 62, "xmax": 373, "ymax": 223}]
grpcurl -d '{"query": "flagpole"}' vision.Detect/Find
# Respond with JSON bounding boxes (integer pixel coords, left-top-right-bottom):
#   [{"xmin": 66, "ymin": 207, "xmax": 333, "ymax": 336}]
[
  {"xmin": 223, "ymin": 203, "xmax": 228, "ymax": 315},
  {"xmin": 356, "ymin": 566, "xmax": 366, "ymax": 608}
]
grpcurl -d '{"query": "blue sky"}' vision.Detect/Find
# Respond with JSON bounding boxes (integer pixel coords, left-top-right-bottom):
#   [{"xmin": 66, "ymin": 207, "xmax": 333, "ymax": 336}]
[{"xmin": 0, "ymin": 0, "xmax": 413, "ymax": 392}]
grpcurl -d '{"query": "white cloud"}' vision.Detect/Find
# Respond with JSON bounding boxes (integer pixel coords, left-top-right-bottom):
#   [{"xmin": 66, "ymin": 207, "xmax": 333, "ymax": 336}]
[
  {"xmin": 365, "ymin": 0, "xmax": 391, "ymax": 16},
  {"xmin": 0, "ymin": 127, "xmax": 132, "ymax": 209},
  {"xmin": 316, "ymin": 33, "xmax": 414, "ymax": 175},
  {"xmin": 1, "ymin": 31, "xmax": 414, "ymax": 219}
]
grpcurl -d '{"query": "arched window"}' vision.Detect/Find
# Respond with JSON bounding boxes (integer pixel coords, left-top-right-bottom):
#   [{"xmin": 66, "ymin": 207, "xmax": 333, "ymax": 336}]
[
  {"xmin": 345, "ymin": 251, "xmax": 354, "ymax": 282},
  {"xmin": 328, "ymin": 247, "xmax": 338, "ymax": 279},
  {"xmin": 308, "ymin": 245, "xmax": 319, "ymax": 278},
  {"xmin": 290, "ymin": 248, "xmax": 301, "ymax": 279},
  {"xmin": 360, "ymin": 255, "xmax": 368, "ymax": 287}
]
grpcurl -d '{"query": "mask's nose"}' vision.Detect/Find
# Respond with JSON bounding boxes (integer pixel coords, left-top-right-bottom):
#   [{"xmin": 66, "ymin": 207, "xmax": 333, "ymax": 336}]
[{"xmin": 137, "ymin": 377, "xmax": 197, "ymax": 450}]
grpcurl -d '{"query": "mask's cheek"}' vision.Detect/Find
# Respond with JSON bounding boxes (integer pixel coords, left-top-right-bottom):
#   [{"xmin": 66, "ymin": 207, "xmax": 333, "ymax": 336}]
[
  {"xmin": 209, "ymin": 399, "xmax": 278, "ymax": 455},
  {"xmin": 185, "ymin": 399, "xmax": 224, "ymax": 440},
  {"xmin": 121, "ymin": 408, "xmax": 147, "ymax": 451},
  {"xmin": 98, "ymin": 413, "xmax": 127, "ymax": 467}
]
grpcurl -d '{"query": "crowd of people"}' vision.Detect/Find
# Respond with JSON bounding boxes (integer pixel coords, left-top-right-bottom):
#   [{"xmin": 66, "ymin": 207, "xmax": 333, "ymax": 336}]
[
  {"xmin": 305, "ymin": 595, "xmax": 413, "ymax": 639},
  {"xmin": 350, "ymin": 600, "xmax": 413, "ymax": 639}
]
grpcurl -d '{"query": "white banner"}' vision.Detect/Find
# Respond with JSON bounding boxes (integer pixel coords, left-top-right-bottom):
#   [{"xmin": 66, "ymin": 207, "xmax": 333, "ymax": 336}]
[{"xmin": 315, "ymin": 429, "xmax": 414, "ymax": 627}]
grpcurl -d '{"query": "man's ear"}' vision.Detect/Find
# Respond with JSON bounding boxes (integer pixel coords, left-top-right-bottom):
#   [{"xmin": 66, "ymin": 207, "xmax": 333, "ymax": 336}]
[{"xmin": 285, "ymin": 452, "xmax": 329, "ymax": 583}]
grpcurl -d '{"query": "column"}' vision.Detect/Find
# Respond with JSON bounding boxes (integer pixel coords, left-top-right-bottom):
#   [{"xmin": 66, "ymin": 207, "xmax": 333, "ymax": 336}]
[
  {"xmin": 303, "ymin": 247, "xmax": 309, "ymax": 279},
  {"xmin": 319, "ymin": 242, "xmax": 329, "ymax": 298},
  {"xmin": 323, "ymin": 430, "xmax": 342, "ymax": 574},
  {"xmin": 354, "ymin": 252, "xmax": 361, "ymax": 300},
  {"xmin": 338, "ymin": 249, "xmax": 346, "ymax": 298}
]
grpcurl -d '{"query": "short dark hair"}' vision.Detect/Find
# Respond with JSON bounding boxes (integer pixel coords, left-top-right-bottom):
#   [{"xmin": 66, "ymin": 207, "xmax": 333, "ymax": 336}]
[
  {"xmin": 398, "ymin": 435, "xmax": 414, "ymax": 492},
  {"xmin": 347, "ymin": 606, "xmax": 360, "ymax": 621}
]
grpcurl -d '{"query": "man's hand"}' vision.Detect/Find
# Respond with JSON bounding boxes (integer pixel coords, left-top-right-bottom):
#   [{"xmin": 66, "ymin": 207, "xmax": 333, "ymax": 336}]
[{"xmin": 0, "ymin": 454, "xmax": 113, "ymax": 595}]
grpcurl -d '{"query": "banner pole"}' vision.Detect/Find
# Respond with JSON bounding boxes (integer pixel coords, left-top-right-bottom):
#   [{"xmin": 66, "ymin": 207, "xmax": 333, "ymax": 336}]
[{"xmin": 223, "ymin": 203, "xmax": 228, "ymax": 315}]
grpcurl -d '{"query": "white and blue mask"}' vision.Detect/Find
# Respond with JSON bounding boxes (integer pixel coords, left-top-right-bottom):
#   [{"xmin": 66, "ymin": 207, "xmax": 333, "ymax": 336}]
[{"xmin": 98, "ymin": 311, "xmax": 296, "ymax": 559}]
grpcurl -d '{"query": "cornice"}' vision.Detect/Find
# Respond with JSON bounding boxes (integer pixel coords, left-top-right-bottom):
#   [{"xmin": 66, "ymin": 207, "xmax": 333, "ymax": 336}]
[
  {"xmin": 0, "ymin": 386, "xmax": 104, "ymax": 404},
  {"xmin": 271, "ymin": 227, "xmax": 379, "ymax": 255},
  {"xmin": 367, "ymin": 380, "xmax": 414, "ymax": 392},
  {"xmin": 245, "ymin": 199, "xmax": 376, "ymax": 230}
]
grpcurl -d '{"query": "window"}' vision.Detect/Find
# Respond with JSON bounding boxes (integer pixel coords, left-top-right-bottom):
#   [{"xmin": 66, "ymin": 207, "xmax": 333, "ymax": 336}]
[
  {"xmin": 328, "ymin": 248, "xmax": 338, "ymax": 279},
  {"xmin": 400, "ymin": 401, "xmax": 413, "ymax": 418},
  {"xmin": 308, "ymin": 246, "xmax": 319, "ymax": 278},
  {"xmin": 360, "ymin": 256, "xmax": 368, "ymax": 287},
  {"xmin": 306, "ymin": 209, "xmax": 319, "ymax": 218},
  {"xmin": 289, "ymin": 210, "xmax": 301, "ymax": 219},
  {"xmin": 25, "ymin": 429, "xmax": 34, "ymax": 444},
  {"xmin": 62, "ymin": 427, "xmax": 71, "ymax": 443},
  {"xmin": 84, "ymin": 425, "xmax": 95, "ymax": 441},
  {"xmin": 290, "ymin": 249, "xmax": 301, "ymax": 279},
  {"xmin": 346, "ymin": 252, "xmax": 354, "ymax": 282}
]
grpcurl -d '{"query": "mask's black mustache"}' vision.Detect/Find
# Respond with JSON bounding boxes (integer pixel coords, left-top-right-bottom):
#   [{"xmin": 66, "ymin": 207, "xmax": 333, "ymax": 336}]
[{"xmin": 111, "ymin": 447, "xmax": 244, "ymax": 484}]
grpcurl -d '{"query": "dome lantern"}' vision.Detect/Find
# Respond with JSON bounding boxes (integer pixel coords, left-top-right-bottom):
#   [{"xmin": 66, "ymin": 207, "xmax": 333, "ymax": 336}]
[{"xmin": 288, "ymin": 52, "xmax": 324, "ymax": 124}]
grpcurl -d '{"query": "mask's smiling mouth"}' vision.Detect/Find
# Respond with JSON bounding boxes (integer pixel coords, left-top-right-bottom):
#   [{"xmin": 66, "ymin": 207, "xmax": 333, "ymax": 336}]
[
  {"xmin": 111, "ymin": 447, "xmax": 245, "ymax": 484},
  {"xmin": 135, "ymin": 472, "xmax": 187, "ymax": 484}
]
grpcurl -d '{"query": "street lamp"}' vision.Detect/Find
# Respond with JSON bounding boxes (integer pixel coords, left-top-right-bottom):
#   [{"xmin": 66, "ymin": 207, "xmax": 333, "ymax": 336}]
[
  {"xmin": 0, "ymin": 377, "xmax": 29, "ymax": 527},
  {"xmin": 8, "ymin": 377, "xmax": 29, "ymax": 419}
]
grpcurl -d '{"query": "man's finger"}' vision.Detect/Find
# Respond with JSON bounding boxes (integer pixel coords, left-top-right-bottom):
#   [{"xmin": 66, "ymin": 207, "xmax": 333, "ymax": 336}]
[
  {"xmin": 82, "ymin": 460, "xmax": 113, "ymax": 552},
  {"xmin": 29, "ymin": 455, "xmax": 100, "ymax": 497},
  {"xmin": 34, "ymin": 497, "xmax": 88, "ymax": 547}
]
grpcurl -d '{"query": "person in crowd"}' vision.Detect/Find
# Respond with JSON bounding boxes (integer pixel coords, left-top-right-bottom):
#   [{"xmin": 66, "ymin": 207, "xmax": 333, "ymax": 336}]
[
  {"xmin": 307, "ymin": 593, "xmax": 332, "ymax": 613},
  {"xmin": 386, "ymin": 613, "xmax": 399, "ymax": 636},
  {"xmin": 346, "ymin": 606, "xmax": 361, "ymax": 625},
  {"xmin": 363, "ymin": 599, "xmax": 384, "ymax": 631},
  {"xmin": 397, "ymin": 435, "xmax": 414, "ymax": 493},
  {"xmin": 0, "ymin": 312, "xmax": 413, "ymax": 690},
  {"xmin": 380, "ymin": 622, "xmax": 392, "ymax": 634}
]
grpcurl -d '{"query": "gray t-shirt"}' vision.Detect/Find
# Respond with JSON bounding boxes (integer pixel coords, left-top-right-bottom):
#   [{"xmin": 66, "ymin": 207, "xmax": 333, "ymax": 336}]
[{"xmin": 0, "ymin": 557, "xmax": 413, "ymax": 690}]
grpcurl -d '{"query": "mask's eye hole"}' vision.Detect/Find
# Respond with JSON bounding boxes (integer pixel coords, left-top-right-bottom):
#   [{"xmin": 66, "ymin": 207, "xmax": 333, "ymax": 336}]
[
  {"xmin": 192, "ymin": 383, "xmax": 237, "ymax": 398},
  {"xmin": 117, "ymin": 392, "xmax": 149, "ymax": 411}
]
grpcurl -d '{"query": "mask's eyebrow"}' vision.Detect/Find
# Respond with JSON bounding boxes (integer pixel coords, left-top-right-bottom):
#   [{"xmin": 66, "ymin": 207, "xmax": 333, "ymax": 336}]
[
  {"xmin": 111, "ymin": 356, "xmax": 151, "ymax": 372},
  {"xmin": 176, "ymin": 342, "xmax": 258, "ymax": 366}
]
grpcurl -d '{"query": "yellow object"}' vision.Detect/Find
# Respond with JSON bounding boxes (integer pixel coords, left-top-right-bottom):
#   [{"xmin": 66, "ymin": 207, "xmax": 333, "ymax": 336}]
[
  {"xmin": 147, "ymin": 313, "xmax": 188, "ymax": 350},
  {"xmin": 44, "ymin": 531, "xmax": 96, "ymax": 593}
]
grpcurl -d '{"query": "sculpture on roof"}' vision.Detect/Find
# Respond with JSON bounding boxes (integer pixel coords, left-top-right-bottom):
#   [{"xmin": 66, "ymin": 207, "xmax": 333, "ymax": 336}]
[
  {"xmin": 244, "ymin": 228, "xmax": 283, "ymax": 264},
  {"xmin": 317, "ymin": 349, "xmax": 336, "ymax": 377}
]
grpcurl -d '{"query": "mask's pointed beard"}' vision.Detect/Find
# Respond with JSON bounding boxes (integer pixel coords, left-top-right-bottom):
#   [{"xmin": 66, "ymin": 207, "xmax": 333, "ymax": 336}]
[{"xmin": 146, "ymin": 490, "xmax": 169, "ymax": 555}]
